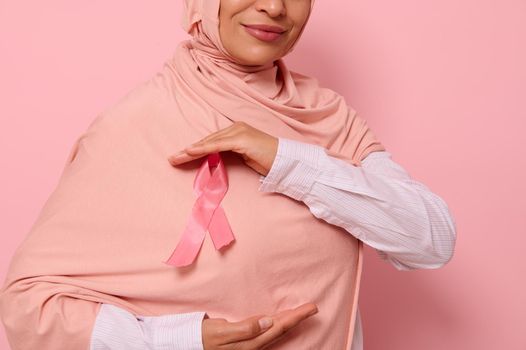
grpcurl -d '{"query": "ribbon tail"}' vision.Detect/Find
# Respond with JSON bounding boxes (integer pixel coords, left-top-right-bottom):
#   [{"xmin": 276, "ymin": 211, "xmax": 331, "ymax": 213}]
[
  {"xmin": 209, "ymin": 206, "xmax": 235, "ymax": 250},
  {"xmin": 164, "ymin": 214, "xmax": 207, "ymax": 267}
]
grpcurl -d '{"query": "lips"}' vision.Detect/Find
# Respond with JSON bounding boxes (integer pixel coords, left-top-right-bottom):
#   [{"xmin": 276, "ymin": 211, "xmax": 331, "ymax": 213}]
[
  {"xmin": 242, "ymin": 24, "xmax": 286, "ymax": 42},
  {"xmin": 243, "ymin": 24, "xmax": 286, "ymax": 33}
]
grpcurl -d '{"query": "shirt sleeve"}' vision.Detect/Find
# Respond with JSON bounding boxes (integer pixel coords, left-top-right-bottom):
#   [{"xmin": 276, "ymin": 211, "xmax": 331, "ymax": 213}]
[
  {"xmin": 350, "ymin": 308, "xmax": 363, "ymax": 350},
  {"xmin": 89, "ymin": 303, "xmax": 207, "ymax": 350},
  {"xmin": 258, "ymin": 137, "xmax": 457, "ymax": 270}
]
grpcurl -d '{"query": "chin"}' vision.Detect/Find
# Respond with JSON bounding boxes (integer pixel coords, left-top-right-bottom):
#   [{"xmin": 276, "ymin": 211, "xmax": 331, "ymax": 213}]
[
  {"xmin": 239, "ymin": 58, "xmax": 275, "ymax": 66},
  {"xmin": 234, "ymin": 48, "xmax": 280, "ymax": 66}
]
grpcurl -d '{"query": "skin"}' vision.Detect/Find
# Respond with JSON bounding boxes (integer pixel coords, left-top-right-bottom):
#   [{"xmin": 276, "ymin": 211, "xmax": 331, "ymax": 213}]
[
  {"xmin": 169, "ymin": 1, "xmax": 317, "ymax": 348},
  {"xmin": 168, "ymin": 0, "xmax": 312, "ymax": 177},
  {"xmin": 219, "ymin": 0, "xmax": 311, "ymax": 66},
  {"xmin": 201, "ymin": 303, "xmax": 318, "ymax": 350}
]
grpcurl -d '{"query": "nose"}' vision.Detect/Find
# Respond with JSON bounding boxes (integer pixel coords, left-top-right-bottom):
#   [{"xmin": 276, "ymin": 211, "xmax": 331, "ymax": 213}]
[{"xmin": 254, "ymin": 0, "xmax": 286, "ymax": 18}]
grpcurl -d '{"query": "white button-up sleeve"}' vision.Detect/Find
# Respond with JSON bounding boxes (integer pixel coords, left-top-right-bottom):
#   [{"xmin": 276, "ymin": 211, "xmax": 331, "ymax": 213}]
[
  {"xmin": 258, "ymin": 137, "xmax": 457, "ymax": 271},
  {"xmin": 89, "ymin": 303, "xmax": 206, "ymax": 350}
]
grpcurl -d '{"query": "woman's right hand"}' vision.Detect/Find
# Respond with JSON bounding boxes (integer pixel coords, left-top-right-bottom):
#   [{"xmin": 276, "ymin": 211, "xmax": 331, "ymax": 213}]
[{"xmin": 202, "ymin": 302, "xmax": 318, "ymax": 350}]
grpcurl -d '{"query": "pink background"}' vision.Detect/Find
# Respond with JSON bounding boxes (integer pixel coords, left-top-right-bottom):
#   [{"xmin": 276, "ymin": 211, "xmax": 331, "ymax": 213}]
[{"xmin": 1, "ymin": 0, "xmax": 525, "ymax": 349}]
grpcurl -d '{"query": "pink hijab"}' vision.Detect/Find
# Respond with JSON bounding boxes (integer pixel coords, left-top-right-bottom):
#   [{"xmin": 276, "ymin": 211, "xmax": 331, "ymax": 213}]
[
  {"xmin": 0, "ymin": 1, "xmax": 385, "ymax": 349},
  {"xmin": 176, "ymin": 0, "xmax": 385, "ymax": 166}
]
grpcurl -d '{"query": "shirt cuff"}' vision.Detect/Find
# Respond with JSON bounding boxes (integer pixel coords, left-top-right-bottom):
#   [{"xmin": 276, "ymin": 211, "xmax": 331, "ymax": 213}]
[
  {"xmin": 258, "ymin": 137, "xmax": 325, "ymax": 201},
  {"xmin": 140, "ymin": 310, "xmax": 207, "ymax": 350},
  {"xmin": 91, "ymin": 303, "xmax": 207, "ymax": 350}
]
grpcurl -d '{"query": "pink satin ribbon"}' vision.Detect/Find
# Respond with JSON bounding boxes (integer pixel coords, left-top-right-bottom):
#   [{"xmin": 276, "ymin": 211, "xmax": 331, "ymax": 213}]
[{"xmin": 164, "ymin": 152, "xmax": 235, "ymax": 267}]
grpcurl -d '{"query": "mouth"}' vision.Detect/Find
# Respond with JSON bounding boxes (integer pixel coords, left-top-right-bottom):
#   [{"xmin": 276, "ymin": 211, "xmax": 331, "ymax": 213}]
[
  {"xmin": 242, "ymin": 24, "xmax": 287, "ymax": 42},
  {"xmin": 243, "ymin": 23, "xmax": 286, "ymax": 33}
]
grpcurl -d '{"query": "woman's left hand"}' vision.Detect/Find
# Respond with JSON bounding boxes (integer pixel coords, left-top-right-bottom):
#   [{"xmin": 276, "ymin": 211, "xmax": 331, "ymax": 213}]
[{"xmin": 168, "ymin": 121, "xmax": 278, "ymax": 176}]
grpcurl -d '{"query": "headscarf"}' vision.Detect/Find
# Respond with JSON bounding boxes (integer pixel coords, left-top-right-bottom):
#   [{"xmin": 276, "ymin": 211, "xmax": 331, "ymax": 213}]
[
  {"xmin": 174, "ymin": 0, "xmax": 386, "ymax": 166},
  {"xmin": 0, "ymin": 1, "xmax": 385, "ymax": 349},
  {"xmin": 182, "ymin": 0, "xmax": 310, "ymax": 61}
]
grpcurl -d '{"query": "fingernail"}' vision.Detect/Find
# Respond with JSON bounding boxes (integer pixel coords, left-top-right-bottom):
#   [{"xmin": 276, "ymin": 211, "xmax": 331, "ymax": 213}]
[
  {"xmin": 258, "ymin": 317, "xmax": 273, "ymax": 330},
  {"xmin": 169, "ymin": 151, "xmax": 186, "ymax": 160},
  {"xmin": 308, "ymin": 308, "xmax": 318, "ymax": 316}
]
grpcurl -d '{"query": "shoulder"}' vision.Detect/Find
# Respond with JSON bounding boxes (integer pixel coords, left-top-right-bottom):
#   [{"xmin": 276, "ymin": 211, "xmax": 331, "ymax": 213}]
[{"xmin": 98, "ymin": 78, "xmax": 166, "ymax": 127}]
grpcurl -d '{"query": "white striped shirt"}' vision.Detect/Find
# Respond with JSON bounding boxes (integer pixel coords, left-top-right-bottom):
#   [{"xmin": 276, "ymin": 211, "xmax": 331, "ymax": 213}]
[{"xmin": 90, "ymin": 137, "xmax": 457, "ymax": 350}]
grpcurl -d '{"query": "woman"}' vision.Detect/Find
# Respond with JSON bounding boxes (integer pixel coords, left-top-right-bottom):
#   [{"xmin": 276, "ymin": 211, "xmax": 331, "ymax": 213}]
[{"xmin": 0, "ymin": 0, "xmax": 456, "ymax": 349}]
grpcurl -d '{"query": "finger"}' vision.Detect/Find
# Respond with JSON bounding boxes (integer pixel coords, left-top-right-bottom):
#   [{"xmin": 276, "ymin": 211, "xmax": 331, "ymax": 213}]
[
  {"xmin": 217, "ymin": 315, "xmax": 273, "ymax": 344},
  {"xmin": 189, "ymin": 124, "xmax": 238, "ymax": 148},
  {"xmin": 167, "ymin": 137, "xmax": 237, "ymax": 166},
  {"xmin": 243, "ymin": 303, "xmax": 318, "ymax": 349},
  {"xmin": 185, "ymin": 137, "xmax": 240, "ymax": 155},
  {"xmin": 167, "ymin": 151, "xmax": 204, "ymax": 165},
  {"xmin": 168, "ymin": 122, "xmax": 248, "ymax": 166},
  {"xmin": 167, "ymin": 136, "xmax": 229, "ymax": 164},
  {"xmin": 271, "ymin": 303, "xmax": 318, "ymax": 334}
]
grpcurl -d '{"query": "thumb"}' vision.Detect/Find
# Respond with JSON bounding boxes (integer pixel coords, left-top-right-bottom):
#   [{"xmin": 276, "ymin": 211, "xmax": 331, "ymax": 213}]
[{"xmin": 224, "ymin": 316, "xmax": 274, "ymax": 342}]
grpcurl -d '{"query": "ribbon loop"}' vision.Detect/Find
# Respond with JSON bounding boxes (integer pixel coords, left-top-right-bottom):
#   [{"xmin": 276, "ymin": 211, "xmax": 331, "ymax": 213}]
[{"xmin": 164, "ymin": 152, "xmax": 234, "ymax": 267}]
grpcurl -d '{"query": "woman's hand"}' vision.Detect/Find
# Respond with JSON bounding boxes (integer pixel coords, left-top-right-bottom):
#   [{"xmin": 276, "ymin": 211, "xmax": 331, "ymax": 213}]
[
  {"xmin": 168, "ymin": 121, "xmax": 278, "ymax": 176},
  {"xmin": 202, "ymin": 302, "xmax": 318, "ymax": 350}
]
